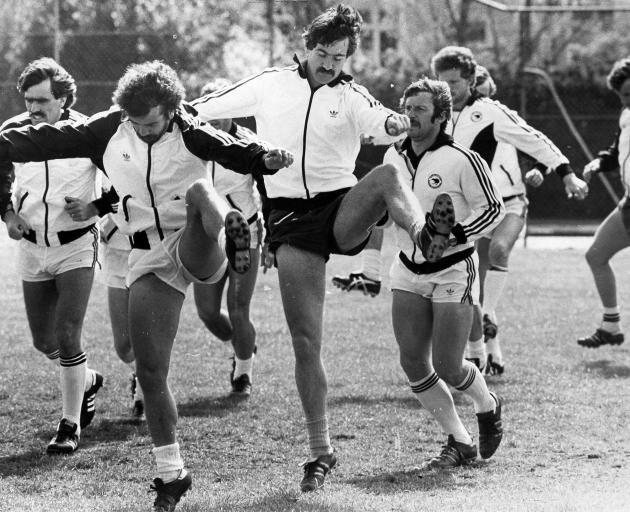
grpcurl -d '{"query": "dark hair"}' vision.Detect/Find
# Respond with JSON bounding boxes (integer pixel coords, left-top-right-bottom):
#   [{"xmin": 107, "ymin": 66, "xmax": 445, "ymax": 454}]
[
  {"xmin": 400, "ymin": 78, "xmax": 452, "ymax": 130},
  {"xmin": 200, "ymin": 77, "xmax": 232, "ymax": 96},
  {"xmin": 607, "ymin": 57, "xmax": 630, "ymax": 92},
  {"xmin": 112, "ymin": 60, "xmax": 185, "ymax": 117},
  {"xmin": 430, "ymin": 46, "xmax": 477, "ymax": 81},
  {"xmin": 17, "ymin": 57, "xmax": 76, "ymax": 109},
  {"xmin": 302, "ymin": 4, "xmax": 363, "ymax": 57},
  {"xmin": 475, "ymin": 65, "xmax": 497, "ymax": 97}
]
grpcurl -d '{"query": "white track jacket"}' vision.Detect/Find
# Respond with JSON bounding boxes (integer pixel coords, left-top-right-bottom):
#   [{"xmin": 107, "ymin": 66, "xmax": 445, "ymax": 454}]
[
  {"xmin": 1, "ymin": 109, "xmax": 98, "ymax": 240},
  {"xmin": 0, "ymin": 105, "xmax": 271, "ymax": 248},
  {"xmin": 385, "ymin": 133, "xmax": 504, "ymax": 267},
  {"xmin": 192, "ymin": 56, "xmax": 400, "ymax": 199},
  {"xmin": 449, "ymin": 96, "xmax": 570, "ymax": 197}
]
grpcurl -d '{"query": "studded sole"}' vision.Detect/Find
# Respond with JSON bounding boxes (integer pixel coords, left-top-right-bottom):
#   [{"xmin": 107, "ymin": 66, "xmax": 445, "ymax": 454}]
[{"xmin": 225, "ymin": 211, "xmax": 251, "ymax": 274}]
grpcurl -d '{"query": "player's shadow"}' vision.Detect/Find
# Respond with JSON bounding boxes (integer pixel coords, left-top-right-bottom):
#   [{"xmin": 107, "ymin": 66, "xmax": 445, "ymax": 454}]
[
  {"xmin": 583, "ymin": 360, "xmax": 630, "ymax": 379},
  {"xmin": 344, "ymin": 463, "xmax": 486, "ymax": 494},
  {"xmin": 328, "ymin": 394, "xmax": 418, "ymax": 409},
  {"xmin": 0, "ymin": 448, "xmax": 51, "ymax": 477},
  {"xmin": 178, "ymin": 394, "xmax": 249, "ymax": 418}
]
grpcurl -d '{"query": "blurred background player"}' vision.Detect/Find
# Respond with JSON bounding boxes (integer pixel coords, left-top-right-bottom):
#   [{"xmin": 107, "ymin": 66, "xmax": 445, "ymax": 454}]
[
  {"xmin": 466, "ymin": 65, "xmax": 545, "ymax": 375},
  {"xmin": 193, "ymin": 78, "xmax": 263, "ymax": 397},
  {"xmin": 0, "ymin": 57, "xmax": 103, "ymax": 454},
  {"xmin": 430, "ymin": 46, "xmax": 588, "ymax": 376},
  {"xmin": 388, "ymin": 78, "xmax": 504, "ymax": 467},
  {"xmin": 96, "ymin": 210, "xmax": 145, "ymax": 416},
  {"xmin": 577, "ymin": 57, "xmax": 630, "ymax": 349},
  {"xmin": 65, "ymin": 178, "xmax": 143, "ymax": 417}
]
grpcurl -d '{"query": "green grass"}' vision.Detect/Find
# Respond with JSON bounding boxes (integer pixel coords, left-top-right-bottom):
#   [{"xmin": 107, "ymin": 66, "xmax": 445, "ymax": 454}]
[{"xmin": 1, "ymin": 231, "xmax": 630, "ymax": 511}]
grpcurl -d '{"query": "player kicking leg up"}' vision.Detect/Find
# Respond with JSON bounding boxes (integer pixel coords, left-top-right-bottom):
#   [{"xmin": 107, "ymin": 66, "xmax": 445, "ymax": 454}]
[{"xmin": 131, "ymin": 180, "xmax": 247, "ymax": 511}]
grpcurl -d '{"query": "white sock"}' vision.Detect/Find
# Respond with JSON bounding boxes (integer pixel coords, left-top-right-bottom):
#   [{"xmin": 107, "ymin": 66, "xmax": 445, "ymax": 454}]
[
  {"xmin": 410, "ymin": 373, "xmax": 472, "ymax": 445},
  {"xmin": 483, "ymin": 268, "xmax": 508, "ymax": 315},
  {"xmin": 360, "ymin": 249, "xmax": 382, "ymax": 281},
  {"xmin": 465, "ymin": 337, "xmax": 486, "ymax": 369},
  {"xmin": 306, "ymin": 416, "xmax": 333, "ymax": 459},
  {"xmin": 233, "ymin": 354, "xmax": 254, "ymax": 379},
  {"xmin": 455, "ymin": 361, "xmax": 495, "ymax": 414},
  {"xmin": 60, "ymin": 352, "xmax": 87, "ymax": 434},
  {"xmin": 602, "ymin": 306, "xmax": 621, "ymax": 333},
  {"xmin": 153, "ymin": 443, "xmax": 185, "ymax": 483}
]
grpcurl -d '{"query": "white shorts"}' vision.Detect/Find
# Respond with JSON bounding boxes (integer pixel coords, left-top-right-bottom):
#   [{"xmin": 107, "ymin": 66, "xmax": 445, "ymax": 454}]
[
  {"xmin": 126, "ymin": 229, "xmax": 228, "ymax": 295},
  {"xmin": 481, "ymin": 195, "xmax": 528, "ymax": 240},
  {"xmin": 389, "ymin": 252, "xmax": 479, "ymax": 304},
  {"xmin": 100, "ymin": 245, "xmax": 130, "ymax": 289},
  {"xmin": 19, "ymin": 230, "xmax": 99, "ymax": 282}
]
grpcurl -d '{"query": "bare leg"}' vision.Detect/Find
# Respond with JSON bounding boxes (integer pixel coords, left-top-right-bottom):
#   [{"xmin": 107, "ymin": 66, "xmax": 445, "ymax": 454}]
[
  {"xmin": 585, "ymin": 208, "xmax": 630, "ymax": 309},
  {"xmin": 129, "ymin": 274, "xmax": 184, "ymax": 447},
  {"xmin": 108, "ymin": 286, "xmax": 133, "ymax": 363},
  {"xmin": 193, "ymin": 272, "xmax": 231, "ymax": 342},
  {"xmin": 276, "ymin": 245, "xmax": 330, "ymax": 457},
  {"xmin": 333, "ymin": 164, "xmax": 424, "ymax": 251},
  {"xmin": 226, "ymin": 248, "xmax": 260, "ymax": 360}
]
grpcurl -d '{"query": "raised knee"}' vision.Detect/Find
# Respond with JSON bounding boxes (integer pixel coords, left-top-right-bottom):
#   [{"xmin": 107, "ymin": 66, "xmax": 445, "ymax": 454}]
[
  {"xmin": 185, "ymin": 179, "xmax": 211, "ymax": 203},
  {"xmin": 488, "ymin": 242, "xmax": 510, "ymax": 267},
  {"xmin": 585, "ymin": 245, "xmax": 605, "ymax": 267},
  {"xmin": 373, "ymin": 163, "xmax": 399, "ymax": 180}
]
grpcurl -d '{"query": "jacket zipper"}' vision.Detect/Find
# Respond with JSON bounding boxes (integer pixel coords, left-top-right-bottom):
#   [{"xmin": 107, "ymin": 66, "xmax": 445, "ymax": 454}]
[
  {"xmin": 146, "ymin": 144, "xmax": 164, "ymax": 240},
  {"xmin": 301, "ymin": 89, "xmax": 316, "ymax": 200},
  {"xmin": 43, "ymin": 160, "xmax": 50, "ymax": 246}
]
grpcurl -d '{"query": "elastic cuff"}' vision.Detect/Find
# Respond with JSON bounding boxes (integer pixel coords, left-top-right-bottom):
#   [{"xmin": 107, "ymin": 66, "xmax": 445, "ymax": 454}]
[
  {"xmin": 554, "ymin": 163, "xmax": 573, "ymax": 178},
  {"xmin": 451, "ymin": 223, "xmax": 467, "ymax": 244}
]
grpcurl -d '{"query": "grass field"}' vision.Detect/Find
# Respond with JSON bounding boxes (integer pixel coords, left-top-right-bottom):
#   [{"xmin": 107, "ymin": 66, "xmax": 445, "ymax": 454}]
[{"xmin": 1, "ymin": 230, "xmax": 630, "ymax": 512}]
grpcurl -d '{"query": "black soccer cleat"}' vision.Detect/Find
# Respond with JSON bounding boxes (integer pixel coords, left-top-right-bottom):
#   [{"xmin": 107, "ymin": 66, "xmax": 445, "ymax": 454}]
[
  {"xmin": 418, "ymin": 193, "xmax": 455, "ymax": 262},
  {"xmin": 47, "ymin": 418, "xmax": 79, "ymax": 455},
  {"xmin": 224, "ymin": 210, "xmax": 251, "ymax": 274},
  {"xmin": 485, "ymin": 354, "xmax": 505, "ymax": 376},
  {"xmin": 483, "ymin": 314, "xmax": 498, "ymax": 341},
  {"xmin": 80, "ymin": 371, "xmax": 103, "ymax": 429},
  {"xmin": 476, "ymin": 392, "xmax": 503, "ymax": 459},
  {"xmin": 150, "ymin": 471, "xmax": 192, "ymax": 512},
  {"xmin": 577, "ymin": 328, "xmax": 624, "ymax": 348},
  {"xmin": 425, "ymin": 435, "xmax": 477, "ymax": 469},
  {"xmin": 300, "ymin": 452, "xmax": 337, "ymax": 492},
  {"xmin": 331, "ymin": 272, "xmax": 381, "ymax": 297},
  {"xmin": 229, "ymin": 346, "xmax": 256, "ymax": 397},
  {"xmin": 230, "ymin": 374, "xmax": 252, "ymax": 397}
]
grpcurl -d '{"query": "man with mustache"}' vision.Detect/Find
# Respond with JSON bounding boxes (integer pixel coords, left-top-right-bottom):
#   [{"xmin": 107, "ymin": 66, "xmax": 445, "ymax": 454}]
[
  {"xmin": 0, "ymin": 58, "xmax": 105, "ymax": 455},
  {"xmin": 192, "ymin": 4, "xmax": 447, "ymax": 492},
  {"xmin": 0, "ymin": 60, "xmax": 293, "ymax": 512}
]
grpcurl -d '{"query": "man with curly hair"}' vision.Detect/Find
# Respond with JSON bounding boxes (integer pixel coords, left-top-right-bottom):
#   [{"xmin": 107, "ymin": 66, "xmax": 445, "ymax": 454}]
[
  {"xmin": 0, "ymin": 60, "xmax": 293, "ymax": 512},
  {"xmin": 578, "ymin": 57, "xmax": 630, "ymax": 349},
  {"xmin": 192, "ymin": 4, "xmax": 446, "ymax": 492}
]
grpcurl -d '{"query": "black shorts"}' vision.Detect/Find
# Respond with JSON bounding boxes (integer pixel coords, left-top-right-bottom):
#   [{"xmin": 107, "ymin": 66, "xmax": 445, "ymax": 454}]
[{"xmin": 268, "ymin": 188, "xmax": 371, "ymax": 261}]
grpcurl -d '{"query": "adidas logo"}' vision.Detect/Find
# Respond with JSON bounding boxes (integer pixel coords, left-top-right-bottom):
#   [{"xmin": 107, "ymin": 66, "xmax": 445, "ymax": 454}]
[
  {"xmin": 446, "ymin": 288, "xmax": 454, "ymax": 295},
  {"xmin": 329, "ymin": 110, "xmax": 338, "ymax": 118},
  {"xmin": 122, "ymin": 152, "xmax": 130, "ymax": 161}
]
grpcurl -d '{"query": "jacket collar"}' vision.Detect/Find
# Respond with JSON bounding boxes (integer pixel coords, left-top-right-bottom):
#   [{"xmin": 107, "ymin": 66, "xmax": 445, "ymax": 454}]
[
  {"xmin": 398, "ymin": 130, "xmax": 453, "ymax": 156},
  {"xmin": 292, "ymin": 54, "xmax": 352, "ymax": 88}
]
